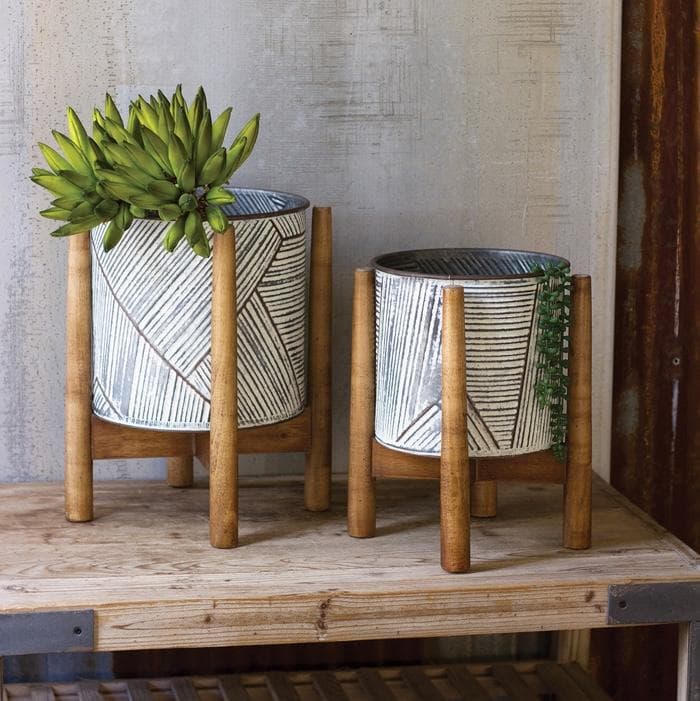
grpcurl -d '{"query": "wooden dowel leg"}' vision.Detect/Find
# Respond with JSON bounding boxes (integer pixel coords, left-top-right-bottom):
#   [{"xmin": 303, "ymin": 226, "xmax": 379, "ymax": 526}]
[
  {"xmin": 348, "ymin": 268, "xmax": 376, "ymax": 538},
  {"xmin": 209, "ymin": 227, "xmax": 238, "ymax": 548},
  {"xmin": 472, "ymin": 478, "xmax": 497, "ymax": 518},
  {"xmin": 167, "ymin": 457, "xmax": 194, "ymax": 488},
  {"xmin": 305, "ymin": 207, "xmax": 333, "ymax": 512},
  {"xmin": 440, "ymin": 286, "xmax": 470, "ymax": 573},
  {"xmin": 564, "ymin": 275, "xmax": 592, "ymax": 549},
  {"xmin": 65, "ymin": 232, "xmax": 94, "ymax": 522}
]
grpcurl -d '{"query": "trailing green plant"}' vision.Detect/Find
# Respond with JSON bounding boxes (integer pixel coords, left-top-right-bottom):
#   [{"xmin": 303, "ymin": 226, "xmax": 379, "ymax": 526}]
[
  {"xmin": 31, "ymin": 86, "xmax": 259, "ymax": 257},
  {"xmin": 532, "ymin": 261, "xmax": 571, "ymax": 461}
]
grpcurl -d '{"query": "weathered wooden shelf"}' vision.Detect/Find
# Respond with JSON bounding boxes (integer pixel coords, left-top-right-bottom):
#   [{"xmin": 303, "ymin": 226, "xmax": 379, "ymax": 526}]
[
  {"xmin": 2, "ymin": 661, "xmax": 613, "ymax": 700},
  {"xmin": 0, "ymin": 476, "xmax": 698, "ymax": 654}
]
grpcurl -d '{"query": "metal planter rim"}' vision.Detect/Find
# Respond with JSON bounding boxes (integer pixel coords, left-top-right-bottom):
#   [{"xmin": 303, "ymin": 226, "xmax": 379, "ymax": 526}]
[{"xmin": 372, "ymin": 247, "xmax": 570, "ymax": 281}]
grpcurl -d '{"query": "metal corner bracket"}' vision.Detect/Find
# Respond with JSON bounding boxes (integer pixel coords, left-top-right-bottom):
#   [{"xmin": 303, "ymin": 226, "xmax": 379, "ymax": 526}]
[
  {"xmin": 608, "ymin": 582, "xmax": 700, "ymax": 625},
  {"xmin": 0, "ymin": 610, "xmax": 94, "ymax": 656}
]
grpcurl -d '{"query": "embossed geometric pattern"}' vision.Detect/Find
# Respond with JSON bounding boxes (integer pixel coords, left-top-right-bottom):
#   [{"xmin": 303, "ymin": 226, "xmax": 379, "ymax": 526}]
[
  {"xmin": 374, "ymin": 249, "xmax": 568, "ymax": 458},
  {"xmin": 91, "ymin": 190, "xmax": 309, "ymax": 431}
]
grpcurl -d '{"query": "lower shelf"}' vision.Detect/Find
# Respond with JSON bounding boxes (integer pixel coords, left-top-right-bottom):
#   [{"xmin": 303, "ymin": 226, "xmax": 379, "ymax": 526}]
[{"xmin": 4, "ymin": 662, "xmax": 611, "ymax": 700}]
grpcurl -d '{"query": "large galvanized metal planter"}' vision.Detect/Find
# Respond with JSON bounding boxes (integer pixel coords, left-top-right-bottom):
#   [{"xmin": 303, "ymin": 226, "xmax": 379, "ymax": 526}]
[
  {"xmin": 373, "ymin": 248, "xmax": 570, "ymax": 458},
  {"xmin": 90, "ymin": 188, "xmax": 310, "ymax": 431}
]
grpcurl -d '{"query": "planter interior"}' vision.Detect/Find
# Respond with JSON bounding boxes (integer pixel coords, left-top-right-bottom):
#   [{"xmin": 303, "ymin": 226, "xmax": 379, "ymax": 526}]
[
  {"xmin": 91, "ymin": 188, "xmax": 310, "ymax": 431},
  {"xmin": 373, "ymin": 248, "xmax": 570, "ymax": 458}
]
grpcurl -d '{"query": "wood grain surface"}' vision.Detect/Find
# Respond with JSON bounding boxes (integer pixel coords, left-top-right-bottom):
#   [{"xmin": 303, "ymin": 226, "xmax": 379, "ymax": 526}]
[{"xmin": 0, "ymin": 477, "xmax": 697, "ymax": 652}]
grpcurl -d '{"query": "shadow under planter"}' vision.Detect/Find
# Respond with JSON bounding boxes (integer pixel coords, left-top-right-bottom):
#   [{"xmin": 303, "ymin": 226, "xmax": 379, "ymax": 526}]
[
  {"xmin": 347, "ymin": 248, "xmax": 592, "ymax": 573},
  {"xmin": 64, "ymin": 189, "xmax": 333, "ymax": 548}
]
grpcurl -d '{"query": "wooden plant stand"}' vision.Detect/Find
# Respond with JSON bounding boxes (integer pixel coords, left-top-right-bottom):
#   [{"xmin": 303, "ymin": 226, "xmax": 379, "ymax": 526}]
[
  {"xmin": 347, "ymin": 268, "xmax": 593, "ymax": 573},
  {"xmin": 64, "ymin": 207, "xmax": 333, "ymax": 548}
]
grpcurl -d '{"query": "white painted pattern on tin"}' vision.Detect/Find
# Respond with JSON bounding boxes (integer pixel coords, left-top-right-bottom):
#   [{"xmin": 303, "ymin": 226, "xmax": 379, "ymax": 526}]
[{"xmin": 91, "ymin": 190, "xmax": 309, "ymax": 431}]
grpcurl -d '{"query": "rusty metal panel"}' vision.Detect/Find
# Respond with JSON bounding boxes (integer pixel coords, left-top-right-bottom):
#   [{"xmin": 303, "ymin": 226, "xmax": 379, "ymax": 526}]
[{"xmin": 594, "ymin": 0, "xmax": 699, "ymax": 699}]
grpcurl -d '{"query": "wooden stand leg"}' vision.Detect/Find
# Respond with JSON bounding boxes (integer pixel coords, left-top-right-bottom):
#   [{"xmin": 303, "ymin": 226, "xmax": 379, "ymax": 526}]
[
  {"xmin": 440, "ymin": 286, "xmax": 470, "ymax": 573},
  {"xmin": 209, "ymin": 227, "xmax": 238, "ymax": 548},
  {"xmin": 564, "ymin": 275, "xmax": 592, "ymax": 549},
  {"xmin": 305, "ymin": 207, "xmax": 333, "ymax": 512},
  {"xmin": 348, "ymin": 268, "xmax": 376, "ymax": 538},
  {"xmin": 167, "ymin": 457, "xmax": 194, "ymax": 488},
  {"xmin": 472, "ymin": 478, "xmax": 497, "ymax": 518},
  {"xmin": 65, "ymin": 232, "xmax": 94, "ymax": 522}
]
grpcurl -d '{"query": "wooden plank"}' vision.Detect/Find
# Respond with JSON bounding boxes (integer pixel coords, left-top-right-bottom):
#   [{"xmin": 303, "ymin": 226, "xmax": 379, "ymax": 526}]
[
  {"xmin": 264, "ymin": 672, "xmax": 301, "ymax": 701},
  {"xmin": 30, "ymin": 689, "xmax": 54, "ymax": 701},
  {"xmin": 677, "ymin": 621, "xmax": 699, "ymax": 701},
  {"xmin": 92, "ymin": 418, "xmax": 194, "ymax": 460},
  {"xmin": 77, "ymin": 683, "xmax": 100, "ymax": 701},
  {"xmin": 171, "ymin": 679, "xmax": 199, "ymax": 701},
  {"xmin": 125, "ymin": 680, "xmax": 152, "ymax": 701},
  {"xmin": 562, "ymin": 663, "xmax": 613, "ymax": 701},
  {"xmin": 536, "ymin": 661, "xmax": 590, "ymax": 700},
  {"xmin": 0, "ymin": 478, "xmax": 699, "ymax": 651},
  {"xmin": 310, "ymin": 672, "xmax": 349, "ymax": 701},
  {"xmin": 239, "ymin": 410, "xmax": 310, "ymax": 454},
  {"xmin": 475, "ymin": 451, "xmax": 565, "ymax": 484},
  {"xmin": 491, "ymin": 664, "xmax": 539, "ymax": 701},
  {"xmin": 218, "ymin": 674, "xmax": 250, "ymax": 701},
  {"xmin": 372, "ymin": 440, "xmax": 439, "ymax": 480},
  {"xmin": 554, "ymin": 629, "xmax": 591, "ymax": 666},
  {"xmin": 372, "ymin": 441, "xmax": 566, "ymax": 484},
  {"xmin": 218, "ymin": 676, "xmax": 252, "ymax": 701},
  {"xmin": 356, "ymin": 669, "xmax": 396, "ymax": 701},
  {"xmin": 400, "ymin": 668, "xmax": 445, "ymax": 700},
  {"xmin": 445, "ymin": 665, "xmax": 491, "ymax": 701},
  {"xmin": 195, "ymin": 411, "xmax": 312, "ymax": 469}
]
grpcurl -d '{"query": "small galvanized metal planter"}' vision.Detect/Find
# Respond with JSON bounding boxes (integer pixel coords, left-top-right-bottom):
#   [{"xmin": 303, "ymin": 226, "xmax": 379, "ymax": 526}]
[
  {"xmin": 64, "ymin": 190, "xmax": 333, "ymax": 548},
  {"xmin": 373, "ymin": 248, "xmax": 567, "ymax": 458},
  {"xmin": 347, "ymin": 248, "xmax": 593, "ymax": 573}
]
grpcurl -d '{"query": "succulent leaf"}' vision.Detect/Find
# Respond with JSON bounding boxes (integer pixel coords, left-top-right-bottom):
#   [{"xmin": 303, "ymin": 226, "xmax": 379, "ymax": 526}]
[
  {"xmin": 38, "ymin": 143, "xmax": 72, "ymax": 174},
  {"xmin": 211, "ymin": 107, "xmax": 232, "ymax": 151},
  {"xmin": 205, "ymin": 185, "xmax": 235, "ymax": 205},
  {"xmin": 164, "ymin": 217, "xmax": 186, "ymax": 252},
  {"xmin": 104, "ymin": 94, "xmax": 124, "ymax": 127},
  {"xmin": 40, "ymin": 206, "xmax": 73, "ymax": 221},
  {"xmin": 102, "ymin": 220, "xmax": 124, "ymax": 251},
  {"xmin": 205, "ymin": 204, "xmax": 228, "ymax": 233}
]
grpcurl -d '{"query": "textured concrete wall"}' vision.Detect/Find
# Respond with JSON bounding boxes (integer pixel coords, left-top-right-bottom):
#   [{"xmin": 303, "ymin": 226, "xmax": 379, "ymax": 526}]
[{"xmin": 0, "ymin": 1, "xmax": 620, "ymax": 482}]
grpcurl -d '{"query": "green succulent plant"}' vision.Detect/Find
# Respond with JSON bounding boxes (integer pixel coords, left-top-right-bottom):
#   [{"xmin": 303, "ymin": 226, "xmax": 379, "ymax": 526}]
[
  {"xmin": 31, "ymin": 86, "xmax": 259, "ymax": 257},
  {"xmin": 532, "ymin": 261, "xmax": 572, "ymax": 462}
]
